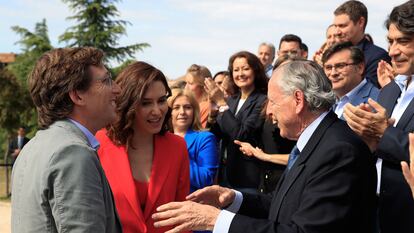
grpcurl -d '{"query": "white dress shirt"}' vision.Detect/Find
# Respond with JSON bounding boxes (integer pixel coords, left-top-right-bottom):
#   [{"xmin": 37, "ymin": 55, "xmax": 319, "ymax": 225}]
[{"xmin": 376, "ymin": 75, "xmax": 414, "ymax": 194}]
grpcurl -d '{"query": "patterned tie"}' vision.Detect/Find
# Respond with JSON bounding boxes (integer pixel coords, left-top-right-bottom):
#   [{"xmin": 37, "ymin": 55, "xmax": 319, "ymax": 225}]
[{"xmin": 287, "ymin": 145, "xmax": 300, "ymax": 170}]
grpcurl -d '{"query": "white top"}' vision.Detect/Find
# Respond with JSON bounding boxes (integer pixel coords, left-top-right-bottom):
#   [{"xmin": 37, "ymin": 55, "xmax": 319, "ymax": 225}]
[{"xmin": 376, "ymin": 74, "xmax": 414, "ymax": 194}]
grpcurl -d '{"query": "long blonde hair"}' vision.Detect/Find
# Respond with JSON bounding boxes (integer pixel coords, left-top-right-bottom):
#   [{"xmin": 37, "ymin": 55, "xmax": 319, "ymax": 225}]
[{"xmin": 168, "ymin": 89, "xmax": 203, "ymax": 132}]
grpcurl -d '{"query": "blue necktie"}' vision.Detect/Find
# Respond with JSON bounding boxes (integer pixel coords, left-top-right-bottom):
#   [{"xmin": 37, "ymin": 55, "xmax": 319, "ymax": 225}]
[{"xmin": 287, "ymin": 145, "xmax": 300, "ymax": 170}]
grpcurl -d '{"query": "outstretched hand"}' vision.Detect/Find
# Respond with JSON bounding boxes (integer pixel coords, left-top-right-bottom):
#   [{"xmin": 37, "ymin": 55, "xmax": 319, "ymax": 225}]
[
  {"xmin": 234, "ymin": 140, "xmax": 269, "ymax": 161},
  {"xmin": 186, "ymin": 185, "xmax": 235, "ymax": 209},
  {"xmin": 152, "ymin": 201, "xmax": 220, "ymax": 233}
]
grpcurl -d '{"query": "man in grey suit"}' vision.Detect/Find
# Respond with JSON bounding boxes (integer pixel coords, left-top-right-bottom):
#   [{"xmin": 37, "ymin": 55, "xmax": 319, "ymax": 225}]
[
  {"xmin": 11, "ymin": 47, "xmax": 122, "ymax": 232},
  {"xmin": 322, "ymin": 41, "xmax": 380, "ymax": 118}
]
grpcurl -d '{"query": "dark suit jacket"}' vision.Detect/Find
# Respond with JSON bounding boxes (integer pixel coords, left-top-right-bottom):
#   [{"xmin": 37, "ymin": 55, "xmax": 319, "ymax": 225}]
[
  {"xmin": 8, "ymin": 136, "xmax": 30, "ymax": 164},
  {"xmin": 357, "ymin": 38, "xmax": 391, "ymax": 88},
  {"xmin": 259, "ymin": 121, "xmax": 295, "ymax": 194},
  {"xmin": 229, "ymin": 111, "xmax": 377, "ymax": 233},
  {"xmin": 376, "ymin": 81, "xmax": 414, "ymax": 233},
  {"xmin": 211, "ymin": 90, "xmax": 267, "ymax": 190}
]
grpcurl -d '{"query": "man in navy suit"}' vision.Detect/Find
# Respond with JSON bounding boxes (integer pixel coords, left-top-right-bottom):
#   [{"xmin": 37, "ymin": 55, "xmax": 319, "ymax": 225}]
[
  {"xmin": 333, "ymin": 0, "xmax": 391, "ymax": 88},
  {"xmin": 343, "ymin": 1, "xmax": 414, "ymax": 233},
  {"xmin": 153, "ymin": 60, "xmax": 377, "ymax": 233},
  {"xmin": 7, "ymin": 126, "xmax": 30, "ymax": 165},
  {"xmin": 322, "ymin": 41, "xmax": 379, "ymax": 118}
]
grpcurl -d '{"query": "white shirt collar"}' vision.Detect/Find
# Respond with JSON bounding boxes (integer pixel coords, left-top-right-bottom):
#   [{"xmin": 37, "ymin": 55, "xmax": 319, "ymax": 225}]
[{"xmin": 296, "ymin": 111, "xmax": 329, "ymax": 152}]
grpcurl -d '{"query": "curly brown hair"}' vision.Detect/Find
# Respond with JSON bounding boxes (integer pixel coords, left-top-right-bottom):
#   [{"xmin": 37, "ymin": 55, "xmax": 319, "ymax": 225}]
[
  {"xmin": 29, "ymin": 47, "xmax": 104, "ymax": 129},
  {"xmin": 107, "ymin": 61, "xmax": 172, "ymax": 146}
]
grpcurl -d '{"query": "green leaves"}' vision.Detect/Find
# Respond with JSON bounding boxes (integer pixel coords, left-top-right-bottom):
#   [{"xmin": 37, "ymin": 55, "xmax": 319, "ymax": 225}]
[{"xmin": 59, "ymin": 0, "xmax": 149, "ymax": 63}]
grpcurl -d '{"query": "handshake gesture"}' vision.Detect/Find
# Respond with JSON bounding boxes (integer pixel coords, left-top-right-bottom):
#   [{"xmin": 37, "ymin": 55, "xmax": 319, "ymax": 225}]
[{"xmin": 152, "ymin": 185, "xmax": 236, "ymax": 233}]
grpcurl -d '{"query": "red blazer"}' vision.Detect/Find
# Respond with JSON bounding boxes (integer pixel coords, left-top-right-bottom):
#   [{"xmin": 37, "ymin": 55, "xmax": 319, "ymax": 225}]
[{"xmin": 96, "ymin": 130, "xmax": 190, "ymax": 233}]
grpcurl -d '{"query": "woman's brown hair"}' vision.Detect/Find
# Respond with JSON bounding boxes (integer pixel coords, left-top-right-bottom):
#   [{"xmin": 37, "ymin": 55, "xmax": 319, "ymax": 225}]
[
  {"xmin": 228, "ymin": 51, "xmax": 268, "ymax": 94},
  {"xmin": 107, "ymin": 61, "xmax": 172, "ymax": 146},
  {"xmin": 29, "ymin": 47, "xmax": 104, "ymax": 129}
]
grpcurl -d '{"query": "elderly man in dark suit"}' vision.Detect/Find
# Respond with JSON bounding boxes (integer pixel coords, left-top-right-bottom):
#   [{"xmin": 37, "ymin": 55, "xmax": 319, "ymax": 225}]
[
  {"xmin": 152, "ymin": 60, "xmax": 377, "ymax": 233},
  {"xmin": 343, "ymin": 1, "xmax": 414, "ymax": 233}
]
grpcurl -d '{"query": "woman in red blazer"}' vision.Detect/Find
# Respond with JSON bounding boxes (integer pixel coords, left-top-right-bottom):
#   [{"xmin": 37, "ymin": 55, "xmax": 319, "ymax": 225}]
[{"xmin": 96, "ymin": 61, "xmax": 190, "ymax": 233}]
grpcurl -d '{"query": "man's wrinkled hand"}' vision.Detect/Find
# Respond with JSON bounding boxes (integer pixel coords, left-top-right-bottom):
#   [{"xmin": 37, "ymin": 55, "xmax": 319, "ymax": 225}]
[
  {"xmin": 186, "ymin": 185, "xmax": 235, "ymax": 209},
  {"xmin": 152, "ymin": 201, "xmax": 220, "ymax": 233},
  {"xmin": 343, "ymin": 98, "xmax": 391, "ymax": 152}
]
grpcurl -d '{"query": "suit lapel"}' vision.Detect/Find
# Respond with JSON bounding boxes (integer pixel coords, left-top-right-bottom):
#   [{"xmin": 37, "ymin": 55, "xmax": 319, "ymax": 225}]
[
  {"xmin": 184, "ymin": 129, "xmax": 197, "ymax": 149},
  {"xmin": 228, "ymin": 94, "xmax": 240, "ymax": 114},
  {"xmin": 379, "ymin": 81, "xmax": 401, "ymax": 118},
  {"xmin": 270, "ymin": 112, "xmax": 337, "ymax": 219},
  {"xmin": 143, "ymin": 135, "xmax": 171, "ymax": 220},
  {"xmin": 114, "ymin": 146, "xmax": 145, "ymax": 223},
  {"xmin": 349, "ymin": 81, "xmax": 371, "ymax": 106},
  {"xmin": 235, "ymin": 91, "xmax": 258, "ymax": 117},
  {"xmin": 396, "ymin": 98, "xmax": 414, "ymax": 129},
  {"xmin": 269, "ymin": 164, "xmax": 305, "ymax": 219}
]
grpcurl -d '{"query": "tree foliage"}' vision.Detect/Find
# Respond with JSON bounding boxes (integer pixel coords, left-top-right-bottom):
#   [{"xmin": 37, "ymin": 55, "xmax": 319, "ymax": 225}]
[
  {"xmin": 9, "ymin": 19, "xmax": 53, "ymax": 87},
  {"xmin": 59, "ymin": 0, "xmax": 149, "ymax": 63},
  {"xmin": 0, "ymin": 68, "xmax": 34, "ymax": 134},
  {"xmin": 3, "ymin": 19, "xmax": 53, "ymax": 135}
]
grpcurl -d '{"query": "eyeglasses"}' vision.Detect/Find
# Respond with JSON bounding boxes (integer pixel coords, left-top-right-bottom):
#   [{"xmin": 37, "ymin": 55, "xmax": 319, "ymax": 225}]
[
  {"xmin": 323, "ymin": 62, "xmax": 356, "ymax": 73},
  {"xmin": 94, "ymin": 72, "xmax": 113, "ymax": 87}
]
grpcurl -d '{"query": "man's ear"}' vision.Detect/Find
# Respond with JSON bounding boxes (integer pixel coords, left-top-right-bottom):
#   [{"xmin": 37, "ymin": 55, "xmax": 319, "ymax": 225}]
[
  {"xmin": 357, "ymin": 62, "xmax": 365, "ymax": 76},
  {"xmin": 69, "ymin": 90, "xmax": 86, "ymax": 106},
  {"xmin": 294, "ymin": 89, "xmax": 305, "ymax": 114},
  {"xmin": 357, "ymin": 16, "xmax": 366, "ymax": 31}
]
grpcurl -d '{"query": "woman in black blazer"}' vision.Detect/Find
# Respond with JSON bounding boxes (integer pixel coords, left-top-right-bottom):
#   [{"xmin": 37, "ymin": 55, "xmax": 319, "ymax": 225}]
[{"xmin": 207, "ymin": 51, "xmax": 268, "ymax": 194}]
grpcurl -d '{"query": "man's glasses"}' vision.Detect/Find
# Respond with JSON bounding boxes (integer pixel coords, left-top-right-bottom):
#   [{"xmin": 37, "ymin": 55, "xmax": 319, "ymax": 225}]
[
  {"xmin": 94, "ymin": 72, "xmax": 113, "ymax": 87},
  {"xmin": 323, "ymin": 62, "xmax": 356, "ymax": 73}
]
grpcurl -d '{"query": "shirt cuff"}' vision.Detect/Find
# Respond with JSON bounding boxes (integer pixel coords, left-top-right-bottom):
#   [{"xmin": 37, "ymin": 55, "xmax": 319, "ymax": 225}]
[
  {"xmin": 225, "ymin": 190, "xmax": 243, "ymax": 213},
  {"xmin": 212, "ymin": 210, "xmax": 236, "ymax": 233}
]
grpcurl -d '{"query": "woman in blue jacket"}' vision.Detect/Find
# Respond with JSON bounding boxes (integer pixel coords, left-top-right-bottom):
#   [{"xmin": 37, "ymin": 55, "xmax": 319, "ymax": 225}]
[{"xmin": 169, "ymin": 89, "xmax": 219, "ymax": 193}]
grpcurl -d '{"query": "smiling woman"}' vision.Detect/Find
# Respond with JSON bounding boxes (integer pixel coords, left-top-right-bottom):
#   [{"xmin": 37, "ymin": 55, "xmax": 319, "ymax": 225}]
[
  {"xmin": 209, "ymin": 51, "xmax": 268, "ymax": 194},
  {"xmin": 168, "ymin": 90, "xmax": 219, "ymax": 193},
  {"xmin": 95, "ymin": 61, "xmax": 191, "ymax": 233}
]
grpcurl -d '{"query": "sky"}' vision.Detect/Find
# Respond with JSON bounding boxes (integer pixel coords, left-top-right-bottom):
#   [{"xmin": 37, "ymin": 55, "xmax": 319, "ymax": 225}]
[{"xmin": 0, "ymin": 0, "xmax": 406, "ymax": 79}]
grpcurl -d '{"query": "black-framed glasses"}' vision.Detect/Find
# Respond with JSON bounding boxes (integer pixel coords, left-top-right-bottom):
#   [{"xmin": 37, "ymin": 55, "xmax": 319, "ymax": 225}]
[
  {"xmin": 323, "ymin": 62, "xmax": 356, "ymax": 73},
  {"xmin": 94, "ymin": 72, "xmax": 113, "ymax": 87}
]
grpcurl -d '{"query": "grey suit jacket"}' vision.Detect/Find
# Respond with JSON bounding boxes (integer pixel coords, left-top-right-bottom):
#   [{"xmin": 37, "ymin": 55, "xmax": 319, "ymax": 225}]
[{"xmin": 11, "ymin": 120, "xmax": 122, "ymax": 233}]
